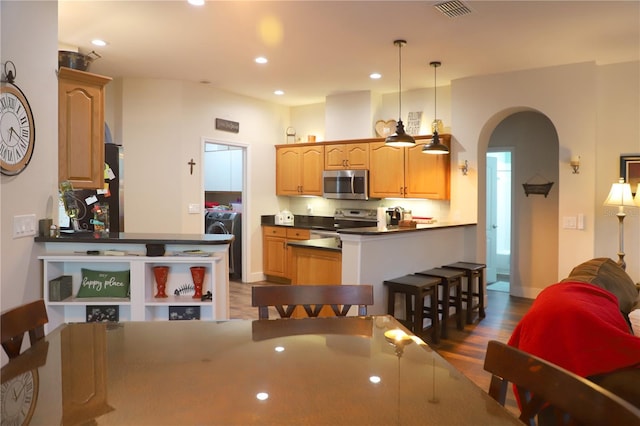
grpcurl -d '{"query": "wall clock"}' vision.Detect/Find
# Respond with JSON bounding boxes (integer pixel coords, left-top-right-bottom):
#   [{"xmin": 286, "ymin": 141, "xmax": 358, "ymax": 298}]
[
  {"xmin": 1, "ymin": 369, "xmax": 39, "ymax": 425},
  {"xmin": 1, "ymin": 61, "xmax": 35, "ymax": 176}
]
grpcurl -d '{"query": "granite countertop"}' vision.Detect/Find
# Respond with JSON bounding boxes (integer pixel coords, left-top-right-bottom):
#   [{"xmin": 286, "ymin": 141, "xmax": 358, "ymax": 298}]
[
  {"xmin": 287, "ymin": 237, "xmax": 341, "ymax": 252},
  {"xmin": 338, "ymin": 222, "xmax": 476, "ymax": 235},
  {"xmin": 34, "ymin": 232, "xmax": 234, "ymax": 245}
]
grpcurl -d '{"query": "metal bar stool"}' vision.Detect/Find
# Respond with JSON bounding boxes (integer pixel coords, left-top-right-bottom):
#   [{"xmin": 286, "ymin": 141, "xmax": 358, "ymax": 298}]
[
  {"xmin": 383, "ymin": 274, "xmax": 441, "ymax": 343},
  {"xmin": 442, "ymin": 261, "xmax": 486, "ymax": 324},
  {"xmin": 415, "ymin": 267, "xmax": 465, "ymax": 339}
]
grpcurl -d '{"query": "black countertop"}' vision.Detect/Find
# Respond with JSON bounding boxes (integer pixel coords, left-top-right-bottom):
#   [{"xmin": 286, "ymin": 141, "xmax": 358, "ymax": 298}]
[
  {"xmin": 261, "ymin": 215, "xmax": 335, "ymax": 231},
  {"xmin": 34, "ymin": 232, "xmax": 233, "ymax": 245}
]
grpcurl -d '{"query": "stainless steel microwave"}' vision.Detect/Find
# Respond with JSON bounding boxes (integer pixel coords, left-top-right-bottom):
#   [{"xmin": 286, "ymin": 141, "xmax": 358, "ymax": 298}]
[{"xmin": 323, "ymin": 170, "xmax": 370, "ymax": 200}]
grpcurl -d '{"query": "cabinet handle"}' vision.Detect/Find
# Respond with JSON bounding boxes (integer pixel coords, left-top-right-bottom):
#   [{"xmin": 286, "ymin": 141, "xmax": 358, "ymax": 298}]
[{"xmin": 404, "ymin": 186, "xmax": 407, "ymax": 195}]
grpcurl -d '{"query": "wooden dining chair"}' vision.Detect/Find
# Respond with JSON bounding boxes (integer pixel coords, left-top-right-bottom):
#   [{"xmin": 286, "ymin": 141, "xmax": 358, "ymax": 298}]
[
  {"xmin": 251, "ymin": 284, "xmax": 374, "ymax": 319},
  {"xmin": 483, "ymin": 340, "xmax": 640, "ymax": 426},
  {"xmin": 1, "ymin": 299, "xmax": 49, "ymax": 359}
]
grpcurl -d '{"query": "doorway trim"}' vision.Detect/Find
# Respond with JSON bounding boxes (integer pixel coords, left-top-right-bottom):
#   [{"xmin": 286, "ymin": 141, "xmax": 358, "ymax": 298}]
[{"xmin": 202, "ymin": 138, "xmax": 250, "ymax": 282}]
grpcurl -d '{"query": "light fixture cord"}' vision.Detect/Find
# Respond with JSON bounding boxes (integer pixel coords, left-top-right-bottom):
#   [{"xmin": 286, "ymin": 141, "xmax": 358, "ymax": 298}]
[
  {"xmin": 433, "ymin": 64, "xmax": 437, "ymax": 123},
  {"xmin": 398, "ymin": 42, "xmax": 403, "ymax": 121}
]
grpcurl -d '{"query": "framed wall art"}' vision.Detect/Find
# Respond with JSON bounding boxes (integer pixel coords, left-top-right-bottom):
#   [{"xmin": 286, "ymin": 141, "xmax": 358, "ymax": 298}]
[{"xmin": 620, "ymin": 155, "xmax": 640, "ymax": 195}]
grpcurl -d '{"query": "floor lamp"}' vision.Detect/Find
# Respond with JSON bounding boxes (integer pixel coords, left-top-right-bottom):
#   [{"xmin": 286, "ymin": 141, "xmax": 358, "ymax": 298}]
[{"xmin": 603, "ymin": 178, "xmax": 638, "ymax": 270}]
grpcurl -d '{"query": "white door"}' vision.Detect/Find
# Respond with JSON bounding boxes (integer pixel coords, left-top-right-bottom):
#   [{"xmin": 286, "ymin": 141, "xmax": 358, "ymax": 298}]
[{"xmin": 486, "ymin": 156, "xmax": 498, "ymax": 283}]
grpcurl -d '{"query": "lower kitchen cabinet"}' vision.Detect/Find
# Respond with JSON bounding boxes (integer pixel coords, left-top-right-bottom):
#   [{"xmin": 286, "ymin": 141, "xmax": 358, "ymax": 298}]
[
  {"xmin": 262, "ymin": 226, "xmax": 311, "ymax": 282},
  {"xmin": 40, "ymin": 254, "xmax": 227, "ymax": 331}
]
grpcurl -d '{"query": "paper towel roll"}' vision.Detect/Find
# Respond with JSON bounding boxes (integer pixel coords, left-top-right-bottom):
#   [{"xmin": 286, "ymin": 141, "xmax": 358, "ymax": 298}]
[{"xmin": 377, "ymin": 207, "xmax": 387, "ymax": 231}]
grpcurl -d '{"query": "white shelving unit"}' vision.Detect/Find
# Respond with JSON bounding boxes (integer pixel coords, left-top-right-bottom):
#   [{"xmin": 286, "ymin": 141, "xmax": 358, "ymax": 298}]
[{"xmin": 40, "ymin": 254, "xmax": 227, "ymax": 332}]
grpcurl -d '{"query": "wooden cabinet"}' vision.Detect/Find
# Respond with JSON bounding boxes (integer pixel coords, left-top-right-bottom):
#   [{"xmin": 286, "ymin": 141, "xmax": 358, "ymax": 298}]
[
  {"xmin": 369, "ymin": 135, "xmax": 450, "ymax": 199},
  {"xmin": 58, "ymin": 67, "xmax": 112, "ymax": 189},
  {"xmin": 324, "ymin": 143, "xmax": 369, "ymax": 170},
  {"xmin": 290, "ymin": 247, "xmax": 341, "ymax": 285},
  {"xmin": 276, "ymin": 145, "xmax": 324, "ymax": 195},
  {"xmin": 262, "ymin": 226, "xmax": 311, "ymax": 281}
]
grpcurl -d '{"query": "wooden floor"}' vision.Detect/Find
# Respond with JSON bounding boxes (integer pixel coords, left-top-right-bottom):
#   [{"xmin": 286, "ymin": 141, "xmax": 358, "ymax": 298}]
[{"xmin": 229, "ymin": 280, "xmax": 533, "ymax": 416}]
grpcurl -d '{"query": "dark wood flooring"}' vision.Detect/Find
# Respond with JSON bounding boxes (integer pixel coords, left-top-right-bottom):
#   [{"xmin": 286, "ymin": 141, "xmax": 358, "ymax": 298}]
[{"xmin": 229, "ymin": 280, "xmax": 533, "ymax": 416}]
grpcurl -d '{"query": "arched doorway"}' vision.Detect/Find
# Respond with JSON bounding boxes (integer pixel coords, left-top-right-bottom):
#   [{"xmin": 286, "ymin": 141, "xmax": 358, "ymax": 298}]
[{"xmin": 481, "ymin": 110, "xmax": 559, "ymax": 297}]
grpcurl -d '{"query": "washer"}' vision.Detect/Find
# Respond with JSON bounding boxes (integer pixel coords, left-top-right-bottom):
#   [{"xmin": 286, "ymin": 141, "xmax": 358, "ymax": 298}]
[{"xmin": 205, "ymin": 212, "xmax": 241, "ymax": 279}]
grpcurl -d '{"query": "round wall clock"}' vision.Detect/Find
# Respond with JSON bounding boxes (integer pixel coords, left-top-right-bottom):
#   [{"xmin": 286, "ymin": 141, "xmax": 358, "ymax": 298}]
[
  {"xmin": 1, "ymin": 369, "xmax": 39, "ymax": 425},
  {"xmin": 1, "ymin": 62, "xmax": 36, "ymax": 176}
]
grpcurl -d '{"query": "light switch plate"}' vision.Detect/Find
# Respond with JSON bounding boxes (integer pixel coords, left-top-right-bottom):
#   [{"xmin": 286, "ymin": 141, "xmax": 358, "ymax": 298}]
[
  {"xmin": 188, "ymin": 203, "xmax": 200, "ymax": 214},
  {"xmin": 13, "ymin": 214, "xmax": 37, "ymax": 238}
]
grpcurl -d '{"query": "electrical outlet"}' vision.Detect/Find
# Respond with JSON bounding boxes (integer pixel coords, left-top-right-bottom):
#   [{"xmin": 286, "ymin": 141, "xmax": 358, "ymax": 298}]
[{"xmin": 13, "ymin": 214, "xmax": 37, "ymax": 238}]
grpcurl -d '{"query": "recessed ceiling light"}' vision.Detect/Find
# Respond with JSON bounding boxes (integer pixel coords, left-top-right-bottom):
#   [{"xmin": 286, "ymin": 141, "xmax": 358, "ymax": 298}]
[
  {"xmin": 91, "ymin": 39, "xmax": 107, "ymax": 47},
  {"xmin": 274, "ymin": 90, "xmax": 284, "ymax": 96},
  {"xmin": 255, "ymin": 57, "xmax": 268, "ymax": 64},
  {"xmin": 188, "ymin": 0, "xmax": 205, "ymax": 6},
  {"xmin": 370, "ymin": 72, "xmax": 382, "ymax": 80}
]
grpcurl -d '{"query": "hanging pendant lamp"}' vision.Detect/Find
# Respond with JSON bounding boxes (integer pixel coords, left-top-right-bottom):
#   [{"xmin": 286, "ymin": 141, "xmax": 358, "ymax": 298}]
[
  {"xmin": 423, "ymin": 61, "xmax": 449, "ymax": 154},
  {"xmin": 385, "ymin": 40, "xmax": 416, "ymax": 147}
]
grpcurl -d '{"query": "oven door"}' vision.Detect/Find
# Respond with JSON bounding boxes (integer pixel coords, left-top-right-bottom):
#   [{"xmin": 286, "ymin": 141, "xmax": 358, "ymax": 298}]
[{"xmin": 323, "ymin": 170, "xmax": 369, "ymax": 200}]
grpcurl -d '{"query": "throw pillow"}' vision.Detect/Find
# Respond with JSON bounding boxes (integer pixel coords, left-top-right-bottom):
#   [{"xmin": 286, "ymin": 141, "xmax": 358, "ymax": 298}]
[
  {"xmin": 77, "ymin": 268, "xmax": 130, "ymax": 298},
  {"xmin": 561, "ymin": 257, "xmax": 639, "ymax": 314}
]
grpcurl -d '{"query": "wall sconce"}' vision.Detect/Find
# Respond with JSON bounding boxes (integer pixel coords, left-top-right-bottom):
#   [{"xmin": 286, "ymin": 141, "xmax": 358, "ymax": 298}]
[
  {"xmin": 458, "ymin": 160, "xmax": 469, "ymax": 175},
  {"xmin": 570, "ymin": 156, "xmax": 580, "ymax": 174}
]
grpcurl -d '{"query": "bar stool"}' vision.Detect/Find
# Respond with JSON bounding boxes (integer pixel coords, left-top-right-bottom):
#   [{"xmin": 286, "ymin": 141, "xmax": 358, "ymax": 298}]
[
  {"xmin": 383, "ymin": 274, "xmax": 441, "ymax": 343},
  {"xmin": 415, "ymin": 267, "xmax": 465, "ymax": 339},
  {"xmin": 442, "ymin": 261, "xmax": 486, "ymax": 324}
]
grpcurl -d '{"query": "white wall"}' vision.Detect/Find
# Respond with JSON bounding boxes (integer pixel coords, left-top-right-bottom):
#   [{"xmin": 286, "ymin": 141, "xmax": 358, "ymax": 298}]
[
  {"xmin": 452, "ymin": 61, "xmax": 640, "ymax": 292},
  {"xmin": 116, "ymin": 78, "xmax": 289, "ymax": 281},
  {"xmin": 0, "ymin": 0, "xmax": 59, "ymax": 365}
]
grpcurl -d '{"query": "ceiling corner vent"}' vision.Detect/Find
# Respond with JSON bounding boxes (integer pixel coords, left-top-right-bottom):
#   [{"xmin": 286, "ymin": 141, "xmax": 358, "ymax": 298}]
[{"xmin": 434, "ymin": 0, "xmax": 472, "ymax": 18}]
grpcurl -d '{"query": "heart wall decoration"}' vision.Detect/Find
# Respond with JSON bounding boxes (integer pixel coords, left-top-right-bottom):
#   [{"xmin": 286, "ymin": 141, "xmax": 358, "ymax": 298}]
[{"xmin": 375, "ymin": 120, "xmax": 397, "ymax": 137}]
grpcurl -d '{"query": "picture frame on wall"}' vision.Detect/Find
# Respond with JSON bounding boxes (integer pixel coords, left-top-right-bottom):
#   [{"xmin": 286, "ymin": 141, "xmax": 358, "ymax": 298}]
[
  {"xmin": 620, "ymin": 155, "xmax": 640, "ymax": 195},
  {"xmin": 86, "ymin": 305, "xmax": 119, "ymax": 322}
]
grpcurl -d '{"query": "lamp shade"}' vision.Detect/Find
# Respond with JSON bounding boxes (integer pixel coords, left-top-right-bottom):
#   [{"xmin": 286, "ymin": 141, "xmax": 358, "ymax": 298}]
[
  {"xmin": 604, "ymin": 178, "xmax": 636, "ymax": 207},
  {"xmin": 422, "ymin": 131, "xmax": 449, "ymax": 154},
  {"xmin": 635, "ymin": 184, "xmax": 640, "ymax": 206},
  {"xmin": 385, "ymin": 120, "xmax": 416, "ymax": 147}
]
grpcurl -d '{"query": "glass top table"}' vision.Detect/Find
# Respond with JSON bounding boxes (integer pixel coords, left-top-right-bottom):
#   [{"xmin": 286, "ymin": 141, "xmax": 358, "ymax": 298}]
[{"xmin": 1, "ymin": 316, "xmax": 520, "ymax": 425}]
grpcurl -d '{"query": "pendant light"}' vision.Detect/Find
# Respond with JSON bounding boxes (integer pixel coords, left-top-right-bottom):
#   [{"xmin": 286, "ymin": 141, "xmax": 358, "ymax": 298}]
[
  {"xmin": 385, "ymin": 40, "xmax": 416, "ymax": 147},
  {"xmin": 422, "ymin": 61, "xmax": 449, "ymax": 154}
]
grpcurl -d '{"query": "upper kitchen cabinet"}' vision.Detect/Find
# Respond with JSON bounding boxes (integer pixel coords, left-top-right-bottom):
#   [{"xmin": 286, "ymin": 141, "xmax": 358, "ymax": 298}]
[
  {"xmin": 324, "ymin": 142, "xmax": 369, "ymax": 170},
  {"xmin": 58, "ymin": 67, "xmax": 112, "ymax": 189},
  {"xmin": 204, "ymin": 145, "xmax": 243, "ymax": 192},
  {"xmin": 369, "ymin": 134, "xmax": 450, "ymax": 200},
  {"xmin": 276, "ymin": 144, "xmax": 324, "ymax": 196}
]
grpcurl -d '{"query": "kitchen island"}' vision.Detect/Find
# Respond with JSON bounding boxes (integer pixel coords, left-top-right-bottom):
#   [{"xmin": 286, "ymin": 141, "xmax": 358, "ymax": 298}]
[
  {"xmin": 35, "ymin": 233, "xmax": 233, "ymax": 331},
  {"xmin": 338, "ymin": 222, "xmax": 478, "ymax": 315}
]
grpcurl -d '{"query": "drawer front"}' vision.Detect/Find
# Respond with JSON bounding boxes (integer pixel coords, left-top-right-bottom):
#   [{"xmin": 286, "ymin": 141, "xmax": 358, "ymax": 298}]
[
  {"xmin": 263, "ymin": 226, "xmax": 287, "ymax": 238},
  {"xmin": 286, "ymin": 228, "xmax": 310, "ymax": 240}
]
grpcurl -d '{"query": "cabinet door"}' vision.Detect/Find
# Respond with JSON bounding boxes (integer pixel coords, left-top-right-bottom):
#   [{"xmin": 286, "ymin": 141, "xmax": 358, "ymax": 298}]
[
  {"xmin": 276, "ymin": 147, "xmax": 302, "ymax": 195},
  {"xmin": 324, "ymin": 144, "xmax": 347, "ymax": 170},
  {"xmin": 299, "ymin": 146, "xmax": 324, "ymax": 195},
  {"xmin": 230, "ymin": 149, "xmax": 243, "ymax": 191},
  {"xmin": 404, "ymin": 143, "xmax": 450, "ymax": 199},
  {"xmin": 345, "ymin": 143, "xmax": 369, "ymax": 169},
  {"xmin": 369, "ymin": 142, "xmax": 405, "ymax": 198},
  {"xmin": 262, "ymin": 227, "xmax": 287, "ymax": 277},
  {"xmin": 204, "ymin": 150, "xmax": 231, "ymax": 191},
  {"xmin": 58, "ymin": 68, "xmax": 111, "ymax": 189}
]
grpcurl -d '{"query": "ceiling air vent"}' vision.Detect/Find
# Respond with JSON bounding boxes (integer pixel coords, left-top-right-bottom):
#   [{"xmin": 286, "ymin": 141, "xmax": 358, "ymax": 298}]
[{"xmin": 434, "ymin": 0, "xmax": 472, "ymax": 18}]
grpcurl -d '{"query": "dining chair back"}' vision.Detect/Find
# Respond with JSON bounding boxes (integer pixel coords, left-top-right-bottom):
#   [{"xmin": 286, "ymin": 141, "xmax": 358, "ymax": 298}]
[
  {"xmin": 1, "ymin": 299, "xmax": 49, "ymax": 359},
  {"xmin": 483, "ymin": 340, "xmax": 640, "ymax": 426},
  {"xmin": 251, "ymin": 284, "xmax": 374, "ymax": 319}
]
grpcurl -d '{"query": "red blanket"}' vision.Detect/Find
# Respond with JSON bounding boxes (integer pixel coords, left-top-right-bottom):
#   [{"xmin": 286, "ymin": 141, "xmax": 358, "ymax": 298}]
[{"xmin": 508, "ymin": 281, "xmax": 640, "ymax": 377}]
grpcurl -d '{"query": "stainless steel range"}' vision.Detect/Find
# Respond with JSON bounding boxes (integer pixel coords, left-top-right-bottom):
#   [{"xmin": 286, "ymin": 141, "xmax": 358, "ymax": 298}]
[
  {"xmin": 310, "ymin": 208, "xmax": 377, "ymax": 240},
  {"xmin": 333, "ymin": 208, "xmax": 378, "ymax": 229}
]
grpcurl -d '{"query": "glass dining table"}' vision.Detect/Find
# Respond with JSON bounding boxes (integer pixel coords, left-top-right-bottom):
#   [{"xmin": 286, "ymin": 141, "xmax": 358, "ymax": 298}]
[{"xmin": 0, "ymin": 315, "xmax": 521, "ymax": 425}]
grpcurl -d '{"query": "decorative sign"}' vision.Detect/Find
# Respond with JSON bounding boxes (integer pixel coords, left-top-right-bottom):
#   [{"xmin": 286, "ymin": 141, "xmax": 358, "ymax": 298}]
[
  {"xmin": 406, "ymin": 111, "xmax": 422, "ymax": 136},
  {"xmin": 215, "ymin": 118, "xmax": 239, "ymax": 133}
]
